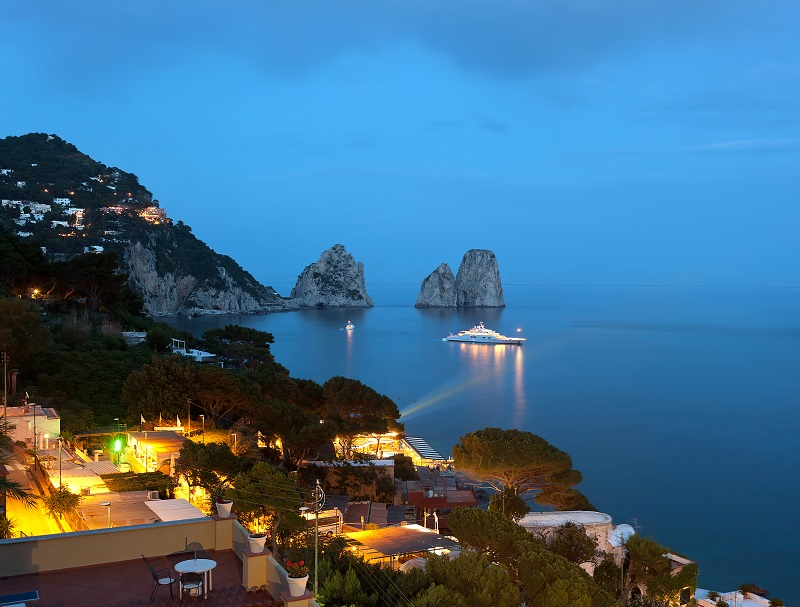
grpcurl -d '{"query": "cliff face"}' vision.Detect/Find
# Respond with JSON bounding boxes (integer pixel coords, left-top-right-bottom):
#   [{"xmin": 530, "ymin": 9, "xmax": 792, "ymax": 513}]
[
  {"xmin": 455, "ymin": 249, "xmax": 505, "ymax": 307},
  {"xmin": 0, "ymin": 133, "xmax": 287, "ymax": 317},
  {"xmin": 289, "ymin": 244, "xmax": 374, "ymax": 308},
  {"xmin": 124, "ymin": 236, "xmax": 285, "ymax": 316},
  {"xmin": 415, "ymin": 263, "xmax": 457, "ymax": 307},
  {"xmin": 416, "ymin": 249, "xmax": 505, "ymax": 307}
]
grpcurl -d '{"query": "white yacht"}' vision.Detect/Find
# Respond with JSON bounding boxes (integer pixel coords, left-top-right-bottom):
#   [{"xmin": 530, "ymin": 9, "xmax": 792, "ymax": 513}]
[
  {"xmin": 443, "ymin": 322, "xmax": 525, "ymax": 345},
  {"xmin": 345, "ymin": 321, "xmax": 355, "ymax": 331}
]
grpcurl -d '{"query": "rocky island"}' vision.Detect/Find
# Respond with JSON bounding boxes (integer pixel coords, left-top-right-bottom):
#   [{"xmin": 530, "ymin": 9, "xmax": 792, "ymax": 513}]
[
  {"xmin": 288, "ymin": 244, "xmax": 374, "ymax": 309},
  {"xmin": 415, "ymin": 249, "xmax": 505, "ymax": 308}
]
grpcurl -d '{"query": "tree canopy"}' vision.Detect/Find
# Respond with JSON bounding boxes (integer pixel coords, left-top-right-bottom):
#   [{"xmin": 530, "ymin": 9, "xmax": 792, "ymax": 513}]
[
  {"xmin": 322, "ymin": 376, "xmax": 403, "ymax": 459},
  {"xmin": 121, "ymin": 355, "xmax": 195, "ymax": 421},
  {"xmin": 200, "ymin": 324, "xmax": 276, "ymax": 371},
  {"xmin": 225, "ymin": 462, "xmax": 305, "ymax": 554},
  {"xmin": 447, "ymin": 507, "xmax": 618, "ymax": 607},
  {"xmin": 452, "ymin": 427, "xmax": 594, "ymax": 510}
]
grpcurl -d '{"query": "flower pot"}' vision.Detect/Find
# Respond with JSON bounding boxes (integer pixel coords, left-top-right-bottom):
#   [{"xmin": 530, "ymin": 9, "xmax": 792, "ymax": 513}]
[
  {"xmin": 215, "ymin": 499, "xmax": 233, "ymax": 517},
  {"xmin": 287, "ymin": 574, "xmax": 309, "ymax": 597},
  {"xmin": 248, "ymin": 533, "xmax": 267, "ymax": 553}
]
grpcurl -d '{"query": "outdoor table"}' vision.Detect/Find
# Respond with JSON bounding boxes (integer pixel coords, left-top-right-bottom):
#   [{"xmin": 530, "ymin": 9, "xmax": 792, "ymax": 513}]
[{"xmin": 174, "ymin": 558, "xmax": 217, "ymax": 599}]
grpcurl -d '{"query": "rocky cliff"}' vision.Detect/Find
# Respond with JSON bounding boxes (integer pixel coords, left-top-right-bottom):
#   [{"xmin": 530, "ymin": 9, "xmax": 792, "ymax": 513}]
[
  {"xmin": 415, "ymin": 263, "xmax": 457, "ymax": 307},
  {"xmin": 456, "ymin": 249, "xmax": 505, "ymax": 307},
  {"xmin": 0, "ymin": 133, "xmax": 286, "ymax": 317},
  {"xmin": 124, "ymin": 233, "xmax": 285, "ymax": 316},
  {"xmin": 416, "ymin": 249, "xmax": 505, "ymax": 307},
  {"xmin": 289, "ymin": 244, "xmax": 374, "ymax": 308}
]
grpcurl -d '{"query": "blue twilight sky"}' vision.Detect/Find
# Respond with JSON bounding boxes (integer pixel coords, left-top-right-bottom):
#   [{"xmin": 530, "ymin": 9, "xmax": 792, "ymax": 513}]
[{"xmin": 2, "ymin": 1, "xmax": 799, "ymax": 293}]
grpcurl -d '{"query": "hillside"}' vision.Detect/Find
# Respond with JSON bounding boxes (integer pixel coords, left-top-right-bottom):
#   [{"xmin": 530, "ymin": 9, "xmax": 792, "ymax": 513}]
[{"xmin": 0, "ymin": 133, "xmax": 284, "ymax": 315}]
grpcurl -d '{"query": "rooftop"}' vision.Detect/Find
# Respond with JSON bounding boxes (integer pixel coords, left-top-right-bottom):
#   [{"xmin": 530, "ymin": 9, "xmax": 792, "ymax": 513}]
[{"xmin": 0, "ymin": 550, "xmax": 260, "ymax": 607}]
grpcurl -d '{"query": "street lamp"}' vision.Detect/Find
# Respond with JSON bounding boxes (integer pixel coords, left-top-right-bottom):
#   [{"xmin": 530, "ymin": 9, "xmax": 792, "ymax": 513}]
[
  {"xmin": 200, "ymin": 415, "xmax": 205, "ymax": 445},
  {"xmin": 57, "ymin": 436, "xmax": 62, "ymax": 488},
  {"xmin": 100, "ymin": 501, "xmax": 111, "ymax": 528}
]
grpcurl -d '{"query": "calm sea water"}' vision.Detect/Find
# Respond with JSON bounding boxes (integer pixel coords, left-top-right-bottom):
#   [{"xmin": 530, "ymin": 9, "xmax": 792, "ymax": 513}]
[{"xmin": 167, "ymin": 284, "xmax": 800, "ymax": 602}]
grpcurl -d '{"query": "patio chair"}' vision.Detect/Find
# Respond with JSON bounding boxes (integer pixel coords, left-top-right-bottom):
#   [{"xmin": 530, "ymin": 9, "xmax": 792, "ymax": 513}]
[
  {"xmin": 179, "ymin": 572, "xmax": 204, "ymax": 605},
  {"xmin": 185, "ymin": 541, "xmax": 211, "ymax": 560},
  {"xmin": 142, "ymin": 554, "xmax": 176, "ymax": 604}
]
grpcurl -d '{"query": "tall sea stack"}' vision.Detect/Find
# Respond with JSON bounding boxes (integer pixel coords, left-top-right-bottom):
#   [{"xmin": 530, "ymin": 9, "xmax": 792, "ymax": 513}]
[
  {"xmin": 455, "ymin": 249, "xmax": 505, "ymax": 307},
  {"xmin": 415, "ymin": 263, "xmax": 457, "ymax": 307},
  {"xmin": 289, "ymin": 244, "xmax": 374, "ymax": 308},
  {"xmin": 415, "ymin": 249, "xmax": 505, "ymax": 307}
]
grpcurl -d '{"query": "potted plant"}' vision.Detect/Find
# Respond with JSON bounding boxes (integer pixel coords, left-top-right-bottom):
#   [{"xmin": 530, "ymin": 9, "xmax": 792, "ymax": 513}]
[
  {"xmin": 214, "ymin": 496, "xmax": 233, "ymax": 518},
  {"xmin": 248, "ymin": 531, "xmax": 268, "ymax": 553},
  {"xmin": 285, "ymin": 559, "xmax": 309, "ymax": 597}
]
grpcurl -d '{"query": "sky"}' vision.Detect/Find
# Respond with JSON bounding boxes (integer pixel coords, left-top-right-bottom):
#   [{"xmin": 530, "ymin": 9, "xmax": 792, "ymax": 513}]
[{"xmin": 2, "ymin": 1, "xmax": 799, "ymax": 293}]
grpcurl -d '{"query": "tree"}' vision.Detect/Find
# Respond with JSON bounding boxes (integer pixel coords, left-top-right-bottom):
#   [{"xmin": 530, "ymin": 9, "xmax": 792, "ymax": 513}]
[
  {"xmin": 488, "ymin": 486, "xmax": 530, "ymax": 521},
  {"xmin": 41, "ymin": 486, "xmax": 81, "ymax": 520},
  {"xmin": 0, "ymin": 419, "xmax": 36, "ymax": 507},
  {"xmin": 446, "ymin": 508, "xmax": 617, "ymax": 607},
  {"xmin": 252, "ymin": 398, "xmax": 334, "ymax": 470},
  {"xmin": 452, "ymin": 427, "xmax": 593, "ymax": 510},
  {"xmin": 121, "ymin": 355, "xmax": 195, "ymax": 420},
  {"xmin": 550, "ymin": 521, "xmax": 599, "ymax": 566},
  {"xmin": 176, "ymin": 440, "xmax": 249, "ymax": 502},
  {"xmin": 624, "ymin": 535, "xmax": 697, "ymax": 605},
  {"xmin": 225, "ymin": 462, "xmax": 304, "ymax": 555},
  {"xmin": 193, "ymin": 365, "xmax": 260, "ymax": 425},
  {"xmin": 0, "ymin": 515, "xmax": 16, "ymax": 538},
  {"xmin": 0, "ymin": 296, "xmax": 51, "ymax": 377},
  {"xmin": 322, "ymin": 376, "xmax": 403, "ymax": 459},
  {"xmin": 417, "ymin": 552, "xmax": 522, "ymax": 606},
  {"xmin": 200, "ymin": 325, "xmax": 276, "ymax": 371}
]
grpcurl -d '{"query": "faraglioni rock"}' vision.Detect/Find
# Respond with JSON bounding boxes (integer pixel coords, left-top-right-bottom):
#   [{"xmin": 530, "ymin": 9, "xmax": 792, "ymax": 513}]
[
  {"xmin": 415, "ymin": 263, "xmax": 457, "ymax": 307},
  {"xmin": 289, "ymin": 244, "xmax": 374, "ymax": 308},
  {"xmin": 455, "ymin": 249, "xmax": 505, "ymax": 307},
  {"xmin": 415, "ymin": 249, "xmax": 505, "ymax": 307}
]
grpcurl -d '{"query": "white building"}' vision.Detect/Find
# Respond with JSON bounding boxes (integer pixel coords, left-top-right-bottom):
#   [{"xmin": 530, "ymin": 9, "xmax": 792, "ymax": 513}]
[
  {"xmin": 52, "ymin": 197, "xmax": 71, "ymax": 205},
  {"xmin": 4, "ymin": 404, "xmax": 61, "ymax": 447},
  {"xmin": 518, "ymin": 510, "xmax": 635, "ymax": 572}
]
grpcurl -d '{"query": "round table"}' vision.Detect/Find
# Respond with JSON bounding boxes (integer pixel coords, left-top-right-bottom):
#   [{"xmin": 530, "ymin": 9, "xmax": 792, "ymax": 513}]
[{"xmin": 175, "ymin": 558, "xmax": 217, "ymax": 599}]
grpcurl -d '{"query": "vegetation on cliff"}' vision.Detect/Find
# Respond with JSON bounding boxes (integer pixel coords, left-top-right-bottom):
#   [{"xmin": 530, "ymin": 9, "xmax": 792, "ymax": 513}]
[{"xmin": 0, "ymin": 133, "xmax": 280, "ymax": 312}]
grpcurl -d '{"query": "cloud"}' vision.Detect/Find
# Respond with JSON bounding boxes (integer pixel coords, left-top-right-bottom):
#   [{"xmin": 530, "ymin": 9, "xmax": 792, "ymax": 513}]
[{"xmin": 8, "ymin": 0, "xmax": 800, "ymax": 85}]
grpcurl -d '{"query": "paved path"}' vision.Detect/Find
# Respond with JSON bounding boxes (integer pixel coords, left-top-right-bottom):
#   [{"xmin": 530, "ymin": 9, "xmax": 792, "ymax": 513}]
[{"xmin": 4, "ymin": 460, "xmax": 62, "ymax": 536}]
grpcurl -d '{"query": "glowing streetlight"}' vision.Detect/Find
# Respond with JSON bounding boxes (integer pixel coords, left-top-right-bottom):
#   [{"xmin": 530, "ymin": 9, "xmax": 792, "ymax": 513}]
[{"xmin": 100, "ymin": 501, "xmax": 111, "ymax": 528}]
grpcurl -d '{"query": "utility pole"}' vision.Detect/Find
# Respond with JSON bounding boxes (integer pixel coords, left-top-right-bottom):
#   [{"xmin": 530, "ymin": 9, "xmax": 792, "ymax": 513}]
[
  {"xmin": 187, "ymin": 399, "xmax": 191, "ymax": 436},
  {"xmin": 314, "ymin": 479, "xmax": 325, "ymax": 596},
  {"xmin": 31, "ymin": 393, "xmax": 36, "ymax": 471},
  {"xmin": 2, "ymin": 351, "xmax": 7, "ymax": 423}
]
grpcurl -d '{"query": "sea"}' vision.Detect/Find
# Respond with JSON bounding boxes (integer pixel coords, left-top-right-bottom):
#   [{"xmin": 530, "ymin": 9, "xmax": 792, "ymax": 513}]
[{"xmin": 167, "ymin": 283, "xmax": 800, "ymax": 603}]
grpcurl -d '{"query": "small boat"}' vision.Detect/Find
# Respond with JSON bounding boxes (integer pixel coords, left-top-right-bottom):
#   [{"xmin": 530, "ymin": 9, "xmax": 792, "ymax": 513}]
[
  {"xmin": 345, "ymin": 321, "xmax": 355, "ymax": 331},
  {"xmin": 443, "ymin": 322, "xmax": 525, "ymax": 345}
]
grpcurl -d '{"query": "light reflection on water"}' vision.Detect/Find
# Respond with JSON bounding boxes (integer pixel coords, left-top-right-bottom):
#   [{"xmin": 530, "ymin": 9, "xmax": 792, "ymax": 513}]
[{"xmin": 167, "ymin": 284, "xmax": 800, "ymax": 602}]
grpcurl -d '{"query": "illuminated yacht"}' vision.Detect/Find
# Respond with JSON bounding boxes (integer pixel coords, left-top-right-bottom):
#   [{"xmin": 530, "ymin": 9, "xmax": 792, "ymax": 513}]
[
  {"xmin": 443, "ymin": 322, "xmax": 525, "ymax": 345},
  {"xmin": 345, "ymin": 321, "xmax": 355, "ymax": 331}
]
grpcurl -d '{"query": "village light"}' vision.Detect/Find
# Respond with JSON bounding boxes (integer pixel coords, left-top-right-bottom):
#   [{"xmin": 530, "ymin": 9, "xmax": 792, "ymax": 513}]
[{"xmin": 100, "ymin": 501, "xmax": 111, "ymax": 528}]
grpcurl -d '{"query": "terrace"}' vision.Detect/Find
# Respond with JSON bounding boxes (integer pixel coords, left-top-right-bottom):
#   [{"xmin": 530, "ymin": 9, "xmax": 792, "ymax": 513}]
[{"xmin": 0, "ymin": 514, "xmax": 320, "ymax": 607}]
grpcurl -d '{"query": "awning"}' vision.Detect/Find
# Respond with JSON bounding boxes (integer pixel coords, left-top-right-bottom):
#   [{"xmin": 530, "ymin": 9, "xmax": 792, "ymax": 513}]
[{"xmin": 145, "ymin": 499, "xmax": 207, "ymax": 522}]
